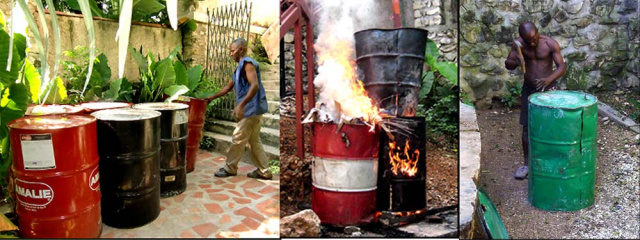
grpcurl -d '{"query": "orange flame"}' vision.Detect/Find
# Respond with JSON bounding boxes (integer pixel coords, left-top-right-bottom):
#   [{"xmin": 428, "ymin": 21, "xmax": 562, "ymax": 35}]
[
  {"xmin": 388, "ymin": 139, "xmax": 420, "ymax": 177},
  {"xmin": 314, "ymin": 27, "xmax": 380, "ymax": 126}
]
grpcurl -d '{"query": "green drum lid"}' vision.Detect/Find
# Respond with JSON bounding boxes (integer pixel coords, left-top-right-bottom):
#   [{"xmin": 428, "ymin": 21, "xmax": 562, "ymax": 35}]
[
  {"xmin": 477, "ymin": 188, "xmax": 509, "ymax": 239},
  {"xmin": 529, "ymin": 91, "xmax": 597, "ymax": 109}
]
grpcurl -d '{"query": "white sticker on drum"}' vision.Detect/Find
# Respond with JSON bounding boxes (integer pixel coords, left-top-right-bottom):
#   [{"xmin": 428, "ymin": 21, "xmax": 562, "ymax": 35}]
[
  {"xmin": 173, "ymin": 110, "xmax": 188, "ymax": 125},
  {"xmin": 164, "ymin": 175, "xmax": 176, "ymax": 182},
  {"xmin": 20, "ymin": 134, "xmax": 56, "ymax": 170}
]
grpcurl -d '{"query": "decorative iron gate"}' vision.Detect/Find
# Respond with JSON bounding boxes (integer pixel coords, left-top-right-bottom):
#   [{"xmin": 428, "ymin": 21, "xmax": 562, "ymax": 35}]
[{"xmin": 205, "ymin": 0, "xmax": 253, "ymax": 121}]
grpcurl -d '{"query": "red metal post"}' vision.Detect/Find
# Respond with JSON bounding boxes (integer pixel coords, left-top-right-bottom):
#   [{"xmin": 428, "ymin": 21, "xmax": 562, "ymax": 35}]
[
  {"xmin": 294, "ymin": 20, "xmax": 305, "ymax": 162},
  {"xmin": 392, "ymin": 0, "xmax": 402, "ymax": 28},
  {"xmin": 306, "ymin": 18, "xmax": 315, "ymax": 110}
]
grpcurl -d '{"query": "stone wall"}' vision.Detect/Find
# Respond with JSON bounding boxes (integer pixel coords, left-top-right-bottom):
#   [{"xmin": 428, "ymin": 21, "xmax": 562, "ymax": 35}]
[
  {"xmin": 460, "ymin": 0, "xmax": 640, "ymax": 109},
  {"xmin": 282, "ymin": 0, "xmax": 458, "ymax": 96},
  {"xmin": 413, "ymin": 0, "xmax": 459, "ymax": 62}
]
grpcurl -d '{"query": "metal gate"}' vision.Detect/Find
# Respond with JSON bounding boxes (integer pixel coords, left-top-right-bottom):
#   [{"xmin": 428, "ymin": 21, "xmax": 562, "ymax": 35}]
[{"xmin": 205, "ymin": 0, "xmax": 253, "ymax": 121}]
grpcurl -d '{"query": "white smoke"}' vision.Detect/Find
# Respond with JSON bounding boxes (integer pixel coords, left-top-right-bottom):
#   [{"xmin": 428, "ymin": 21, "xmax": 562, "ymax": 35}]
[{"xmin": 312, "ymin": 0, "xmax": 387, "ymax": 123}]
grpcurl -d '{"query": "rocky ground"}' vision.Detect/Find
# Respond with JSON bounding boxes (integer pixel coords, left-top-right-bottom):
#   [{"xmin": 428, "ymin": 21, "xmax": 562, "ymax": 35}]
[
  {"xmin": 476, "ymin": 91, "xmax": 639, "ymax": 239},
  {"xmin": 278, "ymin": 96, "xmax": 458, "ymax": 237}
]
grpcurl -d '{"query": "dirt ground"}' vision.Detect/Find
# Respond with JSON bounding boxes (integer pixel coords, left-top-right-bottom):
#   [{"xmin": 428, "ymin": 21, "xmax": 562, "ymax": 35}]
[
  {"xmin": 278, "ymin": 98, "xmax": 458, "ymax": 231},
  {"xmin": 476, "ymin": 90, "xmax": 640, "ymax": 239}
]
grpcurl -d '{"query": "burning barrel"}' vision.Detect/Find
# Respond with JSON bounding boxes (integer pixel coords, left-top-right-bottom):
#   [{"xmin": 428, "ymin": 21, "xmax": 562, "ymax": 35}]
[
  {"xmin": 354, "ymin": 28, "xmax": 428, "ymax": 117},
  {"xmin": 377, "ymin": 117, "xmax": 427, "ymax": 214},
  {"xmin": 9, "ymin": 115, "xmax": 102, "ymax": 238},
  {"xmin": 92, "ymin": 108, "xmax": 162, "ymax": 228},
  {"xmin": 528, "ymin": 91, "xmax": 598, "ymax": 211},
  {"xmin": 133, "ymin": 103, "xmax": 189, "ymax": 197},
  {"xmin": 311, "ymin": 122, "xmax": 379, "ymax": 226}
]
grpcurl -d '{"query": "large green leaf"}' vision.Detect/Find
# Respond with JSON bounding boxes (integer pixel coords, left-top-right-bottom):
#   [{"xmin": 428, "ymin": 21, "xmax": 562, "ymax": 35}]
[
  {"xmin": 186, "ymin": 65, "xmax": 203, "ymax": 92},
  {"xmin": 94, "ymin": 53, "xmax": 111, "ymax": 85},
  {"xmin": 21, "ymin": 60, "xmax": 41, "ymax": 103},
  {"xmin": 131, "ymin": 0, "xmax": 165, "ymax": 22},
  {"xmin": 420, "ymin": 71, "xmax": 434, "ymax": 99},
  {"xmin": 63, "ymin": 0, "xmax": 106, "ymax": 17},
  {"xmin": 8, "ymin": 83, "xmax": 28, "ymax": 110},
  {"xmin": 174, "ymin": 60, "xmax": 187, "ymax": 86},
  {"xmin": 129, "ymin": 46, "xmax": 148, "ymax": 73},
  {"xmin": 0, "ymin": 31, "xmax": 19, "ymax": 85},
  {"xmin": 103, "ymin": 78, "xmax": 122, "ymax": 100},
  {"xmin": 425, "ymin": 38, "xmax": 439, "ymax": 68},
  {"xmin": 163, "ymin": 85, "xmax": 188, "ymax": 103},
  {"xmin": 434, "ymin": 62, "xmax": 458, "ymax": 85},
  {"xmin": 43, "ymin": 77, "xmax": 68, "ymax": 104},
  {"xmin": 154, "ymin": 59, "xmax": 175, "ymax": 89},
  {"xmin": 194, "ymin": 90, "xmax": 216, "ymax": 99},
  {"xmin": 12, "ymin": 33, "xmax": 27, "ymax": 62},
  {"xmin": 118, "ymin": 77, "xmax": 133, "ymax": 102}
]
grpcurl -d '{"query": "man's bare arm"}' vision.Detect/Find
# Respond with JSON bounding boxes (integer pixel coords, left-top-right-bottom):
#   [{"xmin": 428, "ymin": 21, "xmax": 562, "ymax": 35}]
[
  {"xmin": 205, "ymin": 78, "xmax": 234, "ymax": 102},
  {"xmin": 545, "ymin": 39, "xmax": 566, "ymax": 85},
  {"xmin": 505, "ymin": 41, "xmax": 523, "ymax": 70}
]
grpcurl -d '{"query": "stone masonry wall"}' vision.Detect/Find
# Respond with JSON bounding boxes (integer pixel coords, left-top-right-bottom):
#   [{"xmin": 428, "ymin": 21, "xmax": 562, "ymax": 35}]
[{"xmin": 460, "ymin": 0, "xmax": 640, "ymax": 109}]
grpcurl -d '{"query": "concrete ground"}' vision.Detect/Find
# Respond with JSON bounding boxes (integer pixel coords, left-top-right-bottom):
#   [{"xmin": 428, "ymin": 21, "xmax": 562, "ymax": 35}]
[{"xmin": 100, "ymin": 150, "xmax": 280, "ymax": 238}]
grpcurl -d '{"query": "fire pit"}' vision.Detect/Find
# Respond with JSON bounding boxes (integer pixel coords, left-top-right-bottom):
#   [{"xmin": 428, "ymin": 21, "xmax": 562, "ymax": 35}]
[{"xmin": 377, "ymin": 117, "xmax": 427, "ymax": 226}]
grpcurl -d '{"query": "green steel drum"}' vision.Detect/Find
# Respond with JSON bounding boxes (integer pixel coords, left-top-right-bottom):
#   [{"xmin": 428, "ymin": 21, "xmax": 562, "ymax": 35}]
[{"xmin": 528, "ymin": 91, "xmax": 598, "ymax": 211}]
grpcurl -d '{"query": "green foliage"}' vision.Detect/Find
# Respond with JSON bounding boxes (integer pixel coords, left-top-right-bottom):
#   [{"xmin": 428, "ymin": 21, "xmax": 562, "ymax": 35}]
[
  {"xmin": 130, "ymin": 45, "xmax": 190, "ymax": 103},
  {"xmin": 47, "ymin": 0, "xmax": 171, "ymax": 25},
  {"xmin": 200, "ymin": 75, "xmax": 223, "ymax": 119},
  {"xmin": 268, "ymin": 159, "xmax": 280, "ymax": 175},
  {"xmin": 419, "ymin": 81, "xmax": 459, "ymax": 147},
  {"xmin": 249, "ymin": 37, "xmax": 270, "ymax": 64},
  {"xmin": 460, "ymin": 90, "xmax": 473, "ymax": 107},
  {"xmin": 418, "ymin": 39, "xmax": 459, "ymax": 147},
  {"xmin": 630, "ymin": 98, "xmax": 640, "ymax": 122},
  {"xmin": 60, "ymin": 46, "xmax": 131, "ymax": 103},
  {"xmin": 0, "ymin": 18, "xmax": 31, "ymax": 200},
  {"xmin": 199, "ymin": 135, "xmax": 215, "ymax": 150},
  {"xmin": 501, "ymin": 81, "xmax": 522, "ymax": 109}
]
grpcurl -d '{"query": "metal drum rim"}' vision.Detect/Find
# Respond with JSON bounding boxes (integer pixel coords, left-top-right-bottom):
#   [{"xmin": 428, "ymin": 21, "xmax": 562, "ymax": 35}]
[
  {"xmin": 8, "ymin": 114, "xmax": 96, "ymax": 130},
  {"xmin": 528, "ymin": 90, "xmax": 598, "ymax": 110},
  {"xmin": 91, "ymin": 108, "xmax": 162, "ymax": 121},
  {"xmin": 354, "ymin": 27, "xmax": 429, "ymax": 36},
  {"xmin": 133, "ymin": 102, "xmax": 190, "ymax": 110}
]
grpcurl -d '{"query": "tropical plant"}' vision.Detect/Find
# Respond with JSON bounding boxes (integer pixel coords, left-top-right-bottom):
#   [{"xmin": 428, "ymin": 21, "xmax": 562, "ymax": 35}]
[
  {"xmin": 418, "ymin": 39, "xmax": 459, "ymax": 147},
  {"xmin": 44, "ymin": 0, "xmax": 171, "ymax": 25},
  {"xmin": 129, "ymin": 45, "xmax": 188, "ymax": 103},
  {"xmin": 501, "ymin": 81, "xmax": 522, "ymax": 109},
  {"xmin": 0, "ymin": 10, "xmax": 37, "ymax": 200},
  {"xmin": 61, "ymin": 46, "xmax": 132, "ymax": 103}
]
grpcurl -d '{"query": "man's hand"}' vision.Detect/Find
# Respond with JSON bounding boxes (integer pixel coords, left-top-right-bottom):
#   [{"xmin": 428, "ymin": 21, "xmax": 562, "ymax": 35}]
[
  {"xmin": 233, "ymin": 105, "xmax": 244, "ymax": 121},
  {"xmin": 535, "ymin": 78, "xmax": 550, "ymax": 91},
  {"xmin": 514, "ymin": 40, "xmax": 526, "ymax": 73}
]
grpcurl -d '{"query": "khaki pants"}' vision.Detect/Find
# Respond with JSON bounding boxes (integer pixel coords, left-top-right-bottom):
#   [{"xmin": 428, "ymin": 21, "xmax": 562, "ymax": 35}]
[{"xmin": 223, "ymin": 115, "xmax": 270, "ymax": 176}]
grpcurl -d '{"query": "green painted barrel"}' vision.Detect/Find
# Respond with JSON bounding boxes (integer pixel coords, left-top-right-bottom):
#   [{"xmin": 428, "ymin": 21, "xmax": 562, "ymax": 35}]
[{"xmin": 528, "ymin": 91, "xmax": 598, "ymax": 211}]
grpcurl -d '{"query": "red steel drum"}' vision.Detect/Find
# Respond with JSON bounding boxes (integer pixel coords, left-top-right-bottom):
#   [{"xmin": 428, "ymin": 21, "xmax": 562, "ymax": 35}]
[
  {"xmin": 9, "ymin": 115, "xmax": 101, "ymax": 238},
  {"xmin": 177, "ymin": 97, "xmax": 208, "ymax": 173},
  {"xmin": 311, "ymin": 122, "xmax": 379, "ymax": 226}
]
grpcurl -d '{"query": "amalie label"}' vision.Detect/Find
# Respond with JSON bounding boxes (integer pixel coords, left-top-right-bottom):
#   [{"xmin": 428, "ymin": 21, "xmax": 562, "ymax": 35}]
[
  {"xmin": 15, "ymin": 179, "xmax": 54, "ymax": 208},
  {"xmin": 89, "ymin": 166, "xmax": 100, "ymax": 191}
]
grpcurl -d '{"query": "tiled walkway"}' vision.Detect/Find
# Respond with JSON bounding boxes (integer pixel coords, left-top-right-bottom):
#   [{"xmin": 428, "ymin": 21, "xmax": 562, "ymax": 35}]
[{"xmin": 100, "ymin": 150, "xmax": 280, "ymax": 238}]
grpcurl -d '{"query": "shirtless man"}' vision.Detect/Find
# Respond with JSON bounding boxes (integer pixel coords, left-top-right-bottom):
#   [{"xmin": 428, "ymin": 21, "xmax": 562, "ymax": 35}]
[{"xmin": 504, "ymin": 21, "xmax": 566, "ymax": 179}]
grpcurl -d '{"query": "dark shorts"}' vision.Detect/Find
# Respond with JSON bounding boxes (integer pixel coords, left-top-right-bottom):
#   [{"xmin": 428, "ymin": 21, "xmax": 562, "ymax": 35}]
[{"xmin": 520, "ymin": 83, "xmax": 556, "ymax": 126}]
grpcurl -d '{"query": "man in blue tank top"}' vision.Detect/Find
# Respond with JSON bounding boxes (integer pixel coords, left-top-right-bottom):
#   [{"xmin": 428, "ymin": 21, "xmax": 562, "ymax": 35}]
[{"xmin": 205, "ymin": 38, "xmax": 272, "ymax": 180}]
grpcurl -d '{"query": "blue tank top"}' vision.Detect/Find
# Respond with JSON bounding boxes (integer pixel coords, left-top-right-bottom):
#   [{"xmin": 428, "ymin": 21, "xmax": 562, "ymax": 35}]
[{"xmin": 233, "ymin": 56, "xmax": 268, "ymax": 117}]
